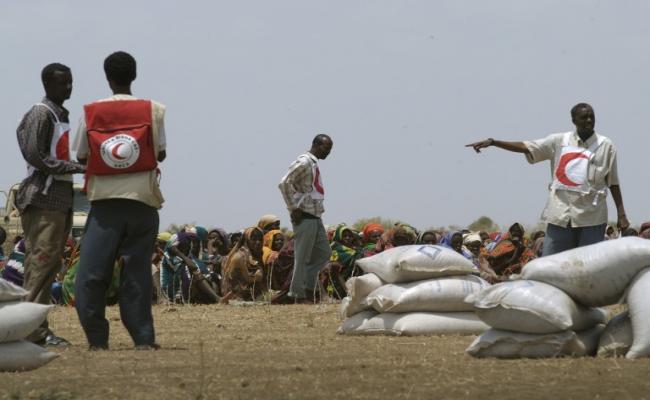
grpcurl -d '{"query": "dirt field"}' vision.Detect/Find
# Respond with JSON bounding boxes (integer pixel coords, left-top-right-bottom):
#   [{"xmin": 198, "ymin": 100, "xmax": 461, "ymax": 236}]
[{"xmin": 2, "ymin": 303, "xmax": 650, "ymax": 400}]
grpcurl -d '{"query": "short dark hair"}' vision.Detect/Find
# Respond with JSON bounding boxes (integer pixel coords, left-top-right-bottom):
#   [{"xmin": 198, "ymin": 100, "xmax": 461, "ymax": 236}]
[
  {"xmin": 312, "ymin": 134, "xmax": 332, "ymax": 146},
  {"xmin": 571, "ymin": 103, "xmax": 593, "ymax": 119},
  {"xmin": 104, "ymin": 51, "xmax": 137, "ymax": 85},
  {"xmin": 41, "ymin": 63, "xmax": 70, "ymax": 85}
]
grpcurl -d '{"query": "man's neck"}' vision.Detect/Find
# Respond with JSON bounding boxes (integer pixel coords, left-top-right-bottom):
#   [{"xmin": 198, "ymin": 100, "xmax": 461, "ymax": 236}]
[
  {"xmin": 577, "ymin": 131, "xmax": 594, "ymax": 142},
  {"xmin": 111, "ymin": 84, "xmax": 132, "ymax": 96},
  {"xmin": 45, "ymin": 96, "xmax": 64, "ymax": 107}
]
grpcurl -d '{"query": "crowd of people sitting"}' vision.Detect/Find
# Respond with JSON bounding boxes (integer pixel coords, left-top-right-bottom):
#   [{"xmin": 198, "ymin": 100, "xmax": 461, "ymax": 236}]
[{"xmin": 1, "ymin": 218, "xmax": 649, "ymax": 306}]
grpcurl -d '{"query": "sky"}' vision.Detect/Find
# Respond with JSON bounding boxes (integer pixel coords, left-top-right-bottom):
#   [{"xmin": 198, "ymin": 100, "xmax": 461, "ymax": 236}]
[{"xmin": 1, "ymin": 1, "xmax": 649, "ymax": 233}]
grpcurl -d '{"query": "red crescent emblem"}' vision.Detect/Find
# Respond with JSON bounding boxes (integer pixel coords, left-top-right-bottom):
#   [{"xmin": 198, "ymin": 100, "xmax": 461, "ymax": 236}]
[
  {"xmin": 55, "ymin": 131, "xmax": 70, "ymax": 161},
  {"xmin": 555, "ymin": 152, "xmax": 589, "ymax": 187},
  {"xmin": 111, "ymin": 143, "xmax": 127, "ymax": 160},
  {"xmin": 314, "ymin": 167, "xmax": 325, "ymax": 195}
]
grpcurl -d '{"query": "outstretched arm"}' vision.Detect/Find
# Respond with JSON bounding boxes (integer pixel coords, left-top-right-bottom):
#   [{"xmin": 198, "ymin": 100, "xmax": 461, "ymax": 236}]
[
  {"xmin": 609, "ymin": 184, "xmax": 630, "ymax": 232},
  {"xmin": 466, "ymin": 138, "xmax": 531, "ymax": 155}
]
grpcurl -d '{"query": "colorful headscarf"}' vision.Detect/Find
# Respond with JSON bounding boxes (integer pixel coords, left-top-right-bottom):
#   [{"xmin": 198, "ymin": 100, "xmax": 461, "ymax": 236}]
[
  {"xmin": 362, "ymin": 223, "xmax": 385, "ymax": 242},
  {"xmin": 262, "ymin": 229, "xmax": 284, "ymax": 265},
  {"xmin": 257, "ymin": 214, "xmax": 280, "ymax": 231},
  {"xmin": 330, "ymin": 224, "xmax": 364, "ymax": 278}
]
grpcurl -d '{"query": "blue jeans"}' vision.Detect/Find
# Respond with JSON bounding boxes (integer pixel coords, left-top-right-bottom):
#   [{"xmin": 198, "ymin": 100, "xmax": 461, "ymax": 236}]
[{"xmin": 542, "ymin": 222, "xmax": 606, "ymax": 256}]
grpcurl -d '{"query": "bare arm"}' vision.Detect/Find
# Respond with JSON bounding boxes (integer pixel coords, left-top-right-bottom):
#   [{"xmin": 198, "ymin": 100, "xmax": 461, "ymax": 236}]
[
  {"xmin": 466, "ymin": 138, "xmax": 531, "ymax": 155},
  {"xmin": 609, "ymin": 184, "xmax": 630, "ymax": 231}
]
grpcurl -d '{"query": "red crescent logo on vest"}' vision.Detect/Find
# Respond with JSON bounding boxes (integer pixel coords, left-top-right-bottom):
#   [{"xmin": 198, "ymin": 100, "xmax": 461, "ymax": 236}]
[
  {"xmin": 100, "ymin": 134, "xmax": 141, "ymax": 169},
  {"xmin": 55, "ymin": 130, "xmax": 70, "ymax": 161},
  {"xmin": 111, "ymin": 143, "xmax": 127, "ymax": 160},
  {"xmin": 314, "ymin": 167, "xmax": 324, "ymax": 195},
  {"xmin": 555, "ymin": 152, "xmax": 589, "ymax": 187}
]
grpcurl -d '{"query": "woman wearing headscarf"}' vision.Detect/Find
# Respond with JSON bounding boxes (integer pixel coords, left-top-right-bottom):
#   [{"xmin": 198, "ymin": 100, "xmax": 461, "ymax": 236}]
[
  {"xmin": 361, "ymin": 223, "xmax": 384, "ymax": 257},
  {"xmin": 257, "ymin": 214, "xmax": 280, "ymax": 234},
  {"xmin": 439, "ymin": 231, "xmax": 476, "ymax": 264},
  {"xmin": 485, "ymin": 222, "xmax": 534, "ymax": 281},
  {"xmin": 267, "ymin": 236, "xmax": 295, "ymax": 304},
  {"xmin": 417, "ymin": 230, "xmax": 438, "ymax": 245},
  {"xmin": 374, "ymin": 223, "xmax": 418, "ymax": 253},
  {"xmin": 220, "ymin": 227, "xmax": 266, "ymax": 304},
  {"xmin": 321, "ymin": 224, "xmax": 364, "ymax": 298}
]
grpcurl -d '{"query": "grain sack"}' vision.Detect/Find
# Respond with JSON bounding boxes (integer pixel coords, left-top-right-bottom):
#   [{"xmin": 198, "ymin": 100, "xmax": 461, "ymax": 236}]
[
  {"xmin": 466, "ymin": 280, "xmax": 607, "ymax": 334},
  {"xmin": 597, "ymin": 311, "xmax": 632, "ymax": 357},
  {"xmin": 466, "ymin": 325, "xmax": 604, "ymax": 358},
  {"xmin": 338, "ymin": 311, "xmax": 489, "ymax": 336},
  {"xmin": 355, "ymin": 245, "xmax": 477, "ymax": 283},
  {"xmin": 521, "ymin": 237, "xmax": 650, "ymax": 306},
  {"xmin": 625, "ymin": 267, "xmax": 650, "ymax": 359},
  {"xmin": 339, "ymin": 273, "xmax": 386, "ymax": 318},
  {"xmin": 0, "ymin": 278, "xmax": 28, "ymax": 302},
  {"xmin": 0, "ymin": 301, "xmax": 53, "ymax": 343},
  {"xmin": 0, "ymin": 340, "xmax": 59, "ymax": 372},
  {"xmin": 363, "ymin": 275, "xmax": 489, "ymax": 313}
]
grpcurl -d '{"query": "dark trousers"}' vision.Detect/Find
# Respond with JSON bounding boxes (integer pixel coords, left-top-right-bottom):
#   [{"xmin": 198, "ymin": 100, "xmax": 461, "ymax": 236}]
[{"xmin": 74, "ymin": 199, "xmax": 158, "ymax": 347}]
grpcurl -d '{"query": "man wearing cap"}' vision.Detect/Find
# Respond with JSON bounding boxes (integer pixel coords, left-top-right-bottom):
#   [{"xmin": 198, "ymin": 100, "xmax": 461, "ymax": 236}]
[
  {"xmin": 466, "ymin": 103, "xmax": 629, "ymax": 256},
  {"xmin": 278, "ymin": 134, "xmax": 333, "ymax": 303},
  {"xmin": 73, "ymin": 51, "xmax": 166, "ymax": 350}
]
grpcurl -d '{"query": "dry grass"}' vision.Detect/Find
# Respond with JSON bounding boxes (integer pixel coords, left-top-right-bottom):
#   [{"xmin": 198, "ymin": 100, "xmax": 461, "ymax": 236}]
[{"xmin": 1, "ymin": 303, "xmax": 650, "ymax": 400}]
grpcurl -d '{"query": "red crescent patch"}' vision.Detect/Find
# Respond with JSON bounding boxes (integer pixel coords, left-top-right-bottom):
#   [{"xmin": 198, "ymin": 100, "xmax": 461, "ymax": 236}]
[
  {"xmin": 314, "ymin": 167, "xmax": 324, "ymax": 195},
  {"xmin": 555, "ymin": 152, "xmax": 589, "ymax": 187},
  {"xmin": 56, "ymin": 131, "xmax": 70, "ymax": 161},
  {"xmin": 111, "ymin": 143, "xmax": 127, "ymax": 160}
]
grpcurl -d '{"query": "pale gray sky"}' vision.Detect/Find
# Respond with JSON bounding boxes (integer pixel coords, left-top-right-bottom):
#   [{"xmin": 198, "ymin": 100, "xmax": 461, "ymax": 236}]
[{"xmin": 2, "ymin": 1, "xmax": 649, "ymax": 232}]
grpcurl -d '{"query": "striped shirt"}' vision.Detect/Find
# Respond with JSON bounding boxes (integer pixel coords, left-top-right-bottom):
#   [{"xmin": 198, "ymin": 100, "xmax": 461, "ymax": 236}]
[
  {"xmin": 278, "ymin": 152, "xmax": 325, "ymax": 217},
  {"xmin": 15, "ymin": 98, "xmax": 85, "ymax": 212}
]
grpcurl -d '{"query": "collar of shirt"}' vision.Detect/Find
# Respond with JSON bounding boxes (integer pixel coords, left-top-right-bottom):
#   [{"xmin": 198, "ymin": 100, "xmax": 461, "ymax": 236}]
[
  {"xmin": 41, "ymin": 97, "xmax": 69, "ymax": 121},
  {"xmin": 305, "ymin": 152, "xmax": 318, "ymax": 163},
  {"xmin": 572, "ymin": 131, "xmax": 599, "ymax": 148}
]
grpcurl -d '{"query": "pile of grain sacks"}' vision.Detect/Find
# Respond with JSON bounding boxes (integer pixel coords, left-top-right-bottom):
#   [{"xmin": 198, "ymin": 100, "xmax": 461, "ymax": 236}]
[
  {"xmin": 0, "ymin": 278, "xmax": 58, "ymax": 371},
  {"xmin": 337, "ymin": 245, "xmax": 490, "ymax": 336},
  {"xmin": 465, "ymin": 237, "xmax": 650, "ymax": 359}
]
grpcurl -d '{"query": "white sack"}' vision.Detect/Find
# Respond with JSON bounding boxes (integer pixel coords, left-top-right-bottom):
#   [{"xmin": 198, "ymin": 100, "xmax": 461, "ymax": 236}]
[
  {"xmin": 338, "ymin": 311, "xmax": 489, "ymax": 336},
  {"xmin": 0, "ymin": 340, "xmax": 59, "ymax": 372},
  {"xmin": 0, "ymin": 278, "xmax": 28, "ymax": 302},
  {"xmin": 521, "ymin": 237, "xmax": 650, "ymax": 306},
  {"xmin": 466, "ymin": 280, "xmax": 607, "ymax": 334},
  {"xmin": 597, "ymin": 311, "xmax": 632, "ymax": 357},
  {"xmin": 626, "ymin": 267, "xmax": 650, "ymax": 359},
  {"xmin": 364, "ymin": 275, "xmax": 489, "ymax": 313},
  {"xmin": 340, "ymin": 273, "xmax": 386, "ymax": 318},
  {"xmin": 466, "ymin": 325, "xmax": 604, "ymax": 359},
  {"xmin": 355, "ymin": 245, "xmax": 477, "ymax": 283},
  {"xmin": 0, "ymin": 301, "xmax": 53, "ymax": 343}
]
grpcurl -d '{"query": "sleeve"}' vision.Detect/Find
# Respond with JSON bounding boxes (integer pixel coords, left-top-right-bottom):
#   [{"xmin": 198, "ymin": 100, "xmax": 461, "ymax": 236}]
[
  {"xmin": 278, "ymin": 157, "xmax": 310, "ymax": 210},
  {"xmin": 606, "ymin": 145, "xmax": 619, "ymax": 186},
  {"xmin": 17, "ymin": 107, "xmax": 85, "ymax": 174},
  {"xmin": 153, "ymin": 102, "xmax": 166, "ymax": 152},
  {"xmin": 74, "ymin": 116, "xmax": 89, "ymax": 159},
  {"xmin": 523, "ymin": 133, "xmax": 561, "ymax": 164}
]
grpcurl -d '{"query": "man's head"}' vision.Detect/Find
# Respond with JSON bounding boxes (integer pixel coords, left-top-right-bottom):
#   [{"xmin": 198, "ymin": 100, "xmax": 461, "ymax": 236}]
[
  {"xmin": 41, "ymin": 63, "xmax": 72, "ymax": 105},
  {"xmin": 104, "ymin": 51, "xmax": 137, "ymax": 87},
  {"xmin": 571, "ymin": 103, "xmax": 595, "ymax": 137},
  {"xmin": 310, "ymin": 134, "xmax": 333, "ymax": 160}
]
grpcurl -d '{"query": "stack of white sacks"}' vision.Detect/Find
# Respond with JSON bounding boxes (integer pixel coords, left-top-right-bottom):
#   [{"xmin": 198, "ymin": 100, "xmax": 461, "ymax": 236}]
[
  {"xmin": 0, "ymin": 278, "xmax": 59, "ymax": 371},
  {"xmin": 465, "ymin": 237, "xmax": 650, "ymax": 359},
  {"xmin": 337, "ymin": 244, "xmax": 491, "ymax": 336}
]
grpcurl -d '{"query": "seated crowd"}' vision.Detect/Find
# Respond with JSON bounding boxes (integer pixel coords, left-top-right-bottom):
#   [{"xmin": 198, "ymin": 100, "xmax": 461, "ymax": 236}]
[{"xmin": 1, "ymin": 218, "xmax": 648, "ymax": 306}]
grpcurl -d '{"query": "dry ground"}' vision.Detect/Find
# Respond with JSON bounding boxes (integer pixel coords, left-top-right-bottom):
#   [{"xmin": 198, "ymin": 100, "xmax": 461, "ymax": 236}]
[{"xmin": 1, "ymin": 303, "xmax": 649, "ymax": 400}]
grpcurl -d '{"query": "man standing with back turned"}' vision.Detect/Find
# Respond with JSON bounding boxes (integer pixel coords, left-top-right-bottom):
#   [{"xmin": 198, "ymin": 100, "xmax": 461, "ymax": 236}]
[
  {"xmin": 466, "ymin": 103, "xmax": 629, "ymax": 256},
  {"xmin": 74, "ymin": 51, "xmax": 166, "ymax": 350},
  {"xmin": 279, "ymin": 134, "xmax": 333, "ymax": 303},
  {"xmin": 16, "ymin": 63, "xmax": 86, "ymax": 346}
]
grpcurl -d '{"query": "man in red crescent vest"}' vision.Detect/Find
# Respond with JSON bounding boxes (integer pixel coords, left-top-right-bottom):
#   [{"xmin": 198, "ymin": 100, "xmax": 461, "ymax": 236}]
[
  {"xmin": 15, "ymin": 63, "xmax": 86, "ymax": 347},
  {"xmin": 466, "ymin": 103, "xmax": 629, "ymax": 256},
  {"xmin": 74, "ymin": 51, "xmax": 166, "ymax": 351}
]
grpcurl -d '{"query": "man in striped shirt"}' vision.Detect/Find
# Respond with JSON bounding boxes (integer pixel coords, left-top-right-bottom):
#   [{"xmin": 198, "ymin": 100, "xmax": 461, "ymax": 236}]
[{"xmin": 278, "ymin": 134, "xmax": 333, "ymax": 303}]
